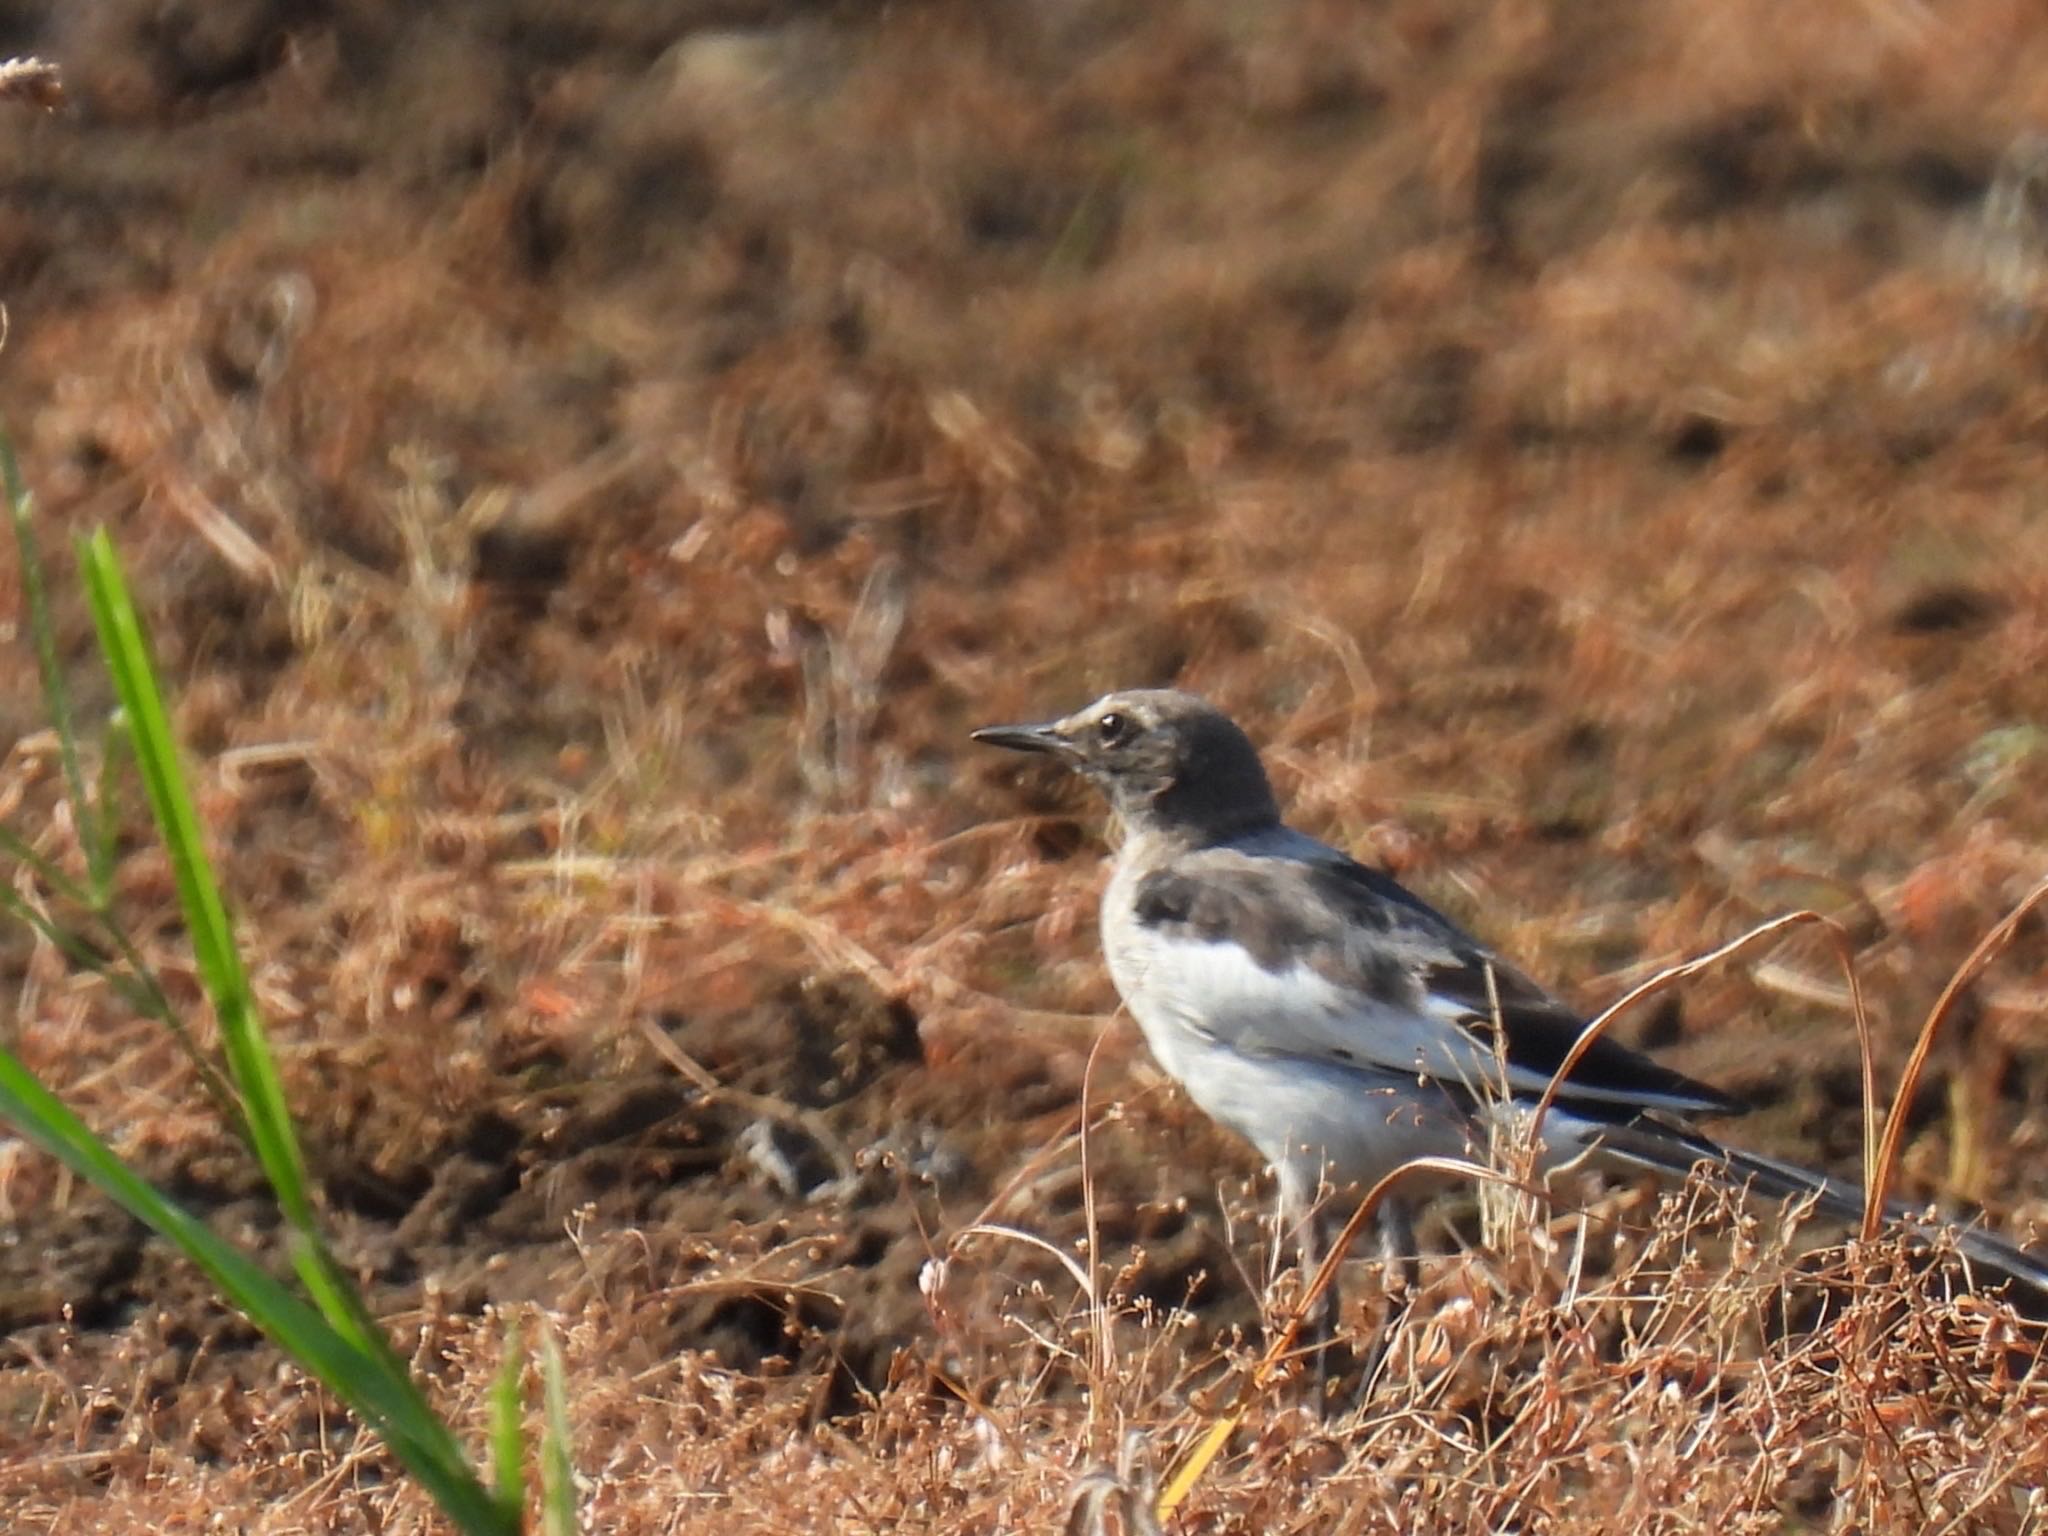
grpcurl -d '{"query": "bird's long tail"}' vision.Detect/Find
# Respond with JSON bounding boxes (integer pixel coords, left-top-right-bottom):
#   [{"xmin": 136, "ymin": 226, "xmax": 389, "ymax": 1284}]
[{"xmin": 1592, "ymin": 1118, "xmax": 2048, "ymax": 1312}]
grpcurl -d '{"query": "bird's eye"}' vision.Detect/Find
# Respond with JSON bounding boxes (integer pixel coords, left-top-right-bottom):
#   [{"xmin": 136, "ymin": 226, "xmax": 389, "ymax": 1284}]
[{"xmin": 1096, "ymin": 712, "xmax": 1129, "ymax": 746}]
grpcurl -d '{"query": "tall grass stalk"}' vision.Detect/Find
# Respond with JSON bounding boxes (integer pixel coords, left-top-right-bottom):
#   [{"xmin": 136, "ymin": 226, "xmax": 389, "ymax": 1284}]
[{"xmin": 0, "ymin": 433, "xmax": 572, "ymax": 1534}]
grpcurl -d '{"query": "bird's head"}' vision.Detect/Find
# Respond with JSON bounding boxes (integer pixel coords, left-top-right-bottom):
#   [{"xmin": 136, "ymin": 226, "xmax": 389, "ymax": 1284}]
[{"xmin": 972, "ymin": 689, "xmax": 1279, "ymax": 840}]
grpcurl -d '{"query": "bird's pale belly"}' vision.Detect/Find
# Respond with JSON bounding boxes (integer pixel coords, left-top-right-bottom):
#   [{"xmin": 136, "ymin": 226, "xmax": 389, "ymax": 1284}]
[
  {"xmin": 1129, "ymin": 999, "xmax": 1477, "ymax": 1190},
  {"xmin": 1105, "ymin": 923, "xmax": 1447, "ymax": 1180}
]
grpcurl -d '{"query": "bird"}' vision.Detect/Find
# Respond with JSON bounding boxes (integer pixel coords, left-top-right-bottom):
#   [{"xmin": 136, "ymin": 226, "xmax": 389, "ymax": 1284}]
[{"xmin": 973, "ymin": 687, "xmax": 2048, "ymax": 1373}]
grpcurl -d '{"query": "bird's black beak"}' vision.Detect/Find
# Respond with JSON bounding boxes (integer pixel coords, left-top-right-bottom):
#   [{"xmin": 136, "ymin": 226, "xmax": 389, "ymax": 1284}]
[{"xmin": 970, "ymin": 720, "xmax": 1068, "ymax": 756}]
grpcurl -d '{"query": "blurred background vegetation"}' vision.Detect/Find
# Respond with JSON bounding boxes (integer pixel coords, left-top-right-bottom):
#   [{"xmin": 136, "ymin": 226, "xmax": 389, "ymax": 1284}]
[{"xmin": 0, "ymin": 1, "xmax": 2046, "ymax": 1528}]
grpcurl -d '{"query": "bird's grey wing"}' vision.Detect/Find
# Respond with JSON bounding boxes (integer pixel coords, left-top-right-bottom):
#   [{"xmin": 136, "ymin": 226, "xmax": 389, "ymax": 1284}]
[
  {"xmin": 1394, "ymin": 925, "xmax": 1742, "ymax": 1117},
  {"xmin": 1129, "ymin": 847, "xmax": 1741, "ymax": 1119},
  {"xmin": 1302, "ymin": 853, "xmax": 1743, "ymax": 1117}
]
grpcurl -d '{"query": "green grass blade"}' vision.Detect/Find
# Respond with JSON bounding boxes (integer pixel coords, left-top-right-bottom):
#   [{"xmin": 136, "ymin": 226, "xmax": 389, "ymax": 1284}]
[
  {"xmin": 76, "ymin": 529, "xmax": 317, "ymax": 1236},
  {"xmin": 490, "ymin": 1324, "xmax": 528, "ymax": 1527},
  {"xmin": 2, "ymin": 433, "xmax": 106, "ymax": 899},
  {"xmin": 72, "ymin": 535, "xmax": 495, "ymax": 1497},
  {"xmin": 0, "ymin": 880, "xmax": 123, "ymax": 998},
  {"xmin": 91, "ymin": 709, "xmax": 130, "ymax": 904},
  {"xmin": 0, "ymin": 1047, "xmax": 514, "ymax": 1535},
  {"xmin": 1, "ymin": 472, "xmax": 516, "ymax": 1532},
  {"xmin": 289, "ymin": 1229, "xmax": 474, "ymax": 1454},
  {"xmin": 0, "ymin": 821, "xmax": 245, "ymax": 1121},
  {"xmin": 540, "ymin": 1328, "xmax": 578, "ymax": 1536},
  {"xmin": 0, "ymin": 816, "xmax": 101, "ymax": 915},
  {"xmin": 72, "ymin": 529, "xmax": 523, "ymax": 1515},
  {"xmin": 0, "ymin": 865, "xmax": 188, "ymax": 1065},
  {"xmin": 90, "ymin": 917, "xmax": 248, "ymax": 1127}
]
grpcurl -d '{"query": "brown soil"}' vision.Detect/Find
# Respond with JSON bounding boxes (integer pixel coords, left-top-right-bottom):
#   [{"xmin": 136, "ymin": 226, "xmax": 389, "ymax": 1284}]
[{"xmin": 1, "ymin": 0, "xmax": 2047, "ymax": 1529}]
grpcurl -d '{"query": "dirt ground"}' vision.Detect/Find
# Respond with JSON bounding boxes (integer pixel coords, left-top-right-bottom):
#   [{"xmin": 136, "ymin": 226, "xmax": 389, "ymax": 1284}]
[{"xmin": 1, "ymin": 0, "xmax": 2047, "ymax": 1530}]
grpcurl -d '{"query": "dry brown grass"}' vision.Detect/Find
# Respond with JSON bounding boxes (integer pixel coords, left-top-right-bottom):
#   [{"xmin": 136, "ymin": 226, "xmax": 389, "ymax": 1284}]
[
  {"xmin": 3, "ymin": 0, "xmax": 2048, "ymax": 1529},
  {"xmin": 10, "ymin": 1161, "xmax": 2048, "ymax": 1533}
]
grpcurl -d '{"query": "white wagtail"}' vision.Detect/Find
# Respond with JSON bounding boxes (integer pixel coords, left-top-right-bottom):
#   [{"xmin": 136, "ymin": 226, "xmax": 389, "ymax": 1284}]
[{"xmin": 974, "ymin": 688, "xmax": 2048, "ymax": 1353}]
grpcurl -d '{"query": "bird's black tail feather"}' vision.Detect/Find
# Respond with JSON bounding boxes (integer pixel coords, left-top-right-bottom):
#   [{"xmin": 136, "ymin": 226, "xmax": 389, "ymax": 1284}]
[{"xmin": 1592, "ymin": 1120, "xmax": 2048, "ymax": 1313}]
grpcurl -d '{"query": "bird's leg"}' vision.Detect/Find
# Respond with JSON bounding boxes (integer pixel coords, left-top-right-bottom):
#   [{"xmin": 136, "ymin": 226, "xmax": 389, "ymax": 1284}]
[
  {"xmin": 1357, "ymin": 1196, "xmax": 1420, "ymax": 1397},
  {"xmin": 1277, "ymin": 1163, "xmax": 1346, "ymax": 1407}
]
